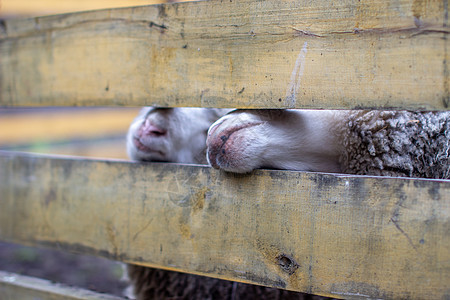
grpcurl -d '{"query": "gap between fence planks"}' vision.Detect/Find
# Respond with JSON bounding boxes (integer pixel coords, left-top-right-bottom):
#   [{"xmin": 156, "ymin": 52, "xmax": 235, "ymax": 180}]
[
  {"xmin": 0, "ymin": 270, "xmax": 123, "ymax": 300},
  {"xmin": 0, "ymin": 108, "xmax": 138, "ymax": 145},
  {"xmin": 0, "ymin": 151, "xmax": 449, "ymax": 299},
  {"xmin": 0, "ymin": 0, "xmax": 449, "ymax": 110}
]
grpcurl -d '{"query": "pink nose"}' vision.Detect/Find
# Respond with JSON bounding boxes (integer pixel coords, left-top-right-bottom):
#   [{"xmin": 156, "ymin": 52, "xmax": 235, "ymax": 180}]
[{"xmin": 141, "ymin": 119, "xmax": 167, "ymax": 137}]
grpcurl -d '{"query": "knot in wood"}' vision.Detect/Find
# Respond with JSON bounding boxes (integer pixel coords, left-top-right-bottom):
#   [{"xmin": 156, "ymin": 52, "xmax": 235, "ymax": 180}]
[{"xmin": 276, "ymin": 254, "xmax": 299, "ymax": 275}]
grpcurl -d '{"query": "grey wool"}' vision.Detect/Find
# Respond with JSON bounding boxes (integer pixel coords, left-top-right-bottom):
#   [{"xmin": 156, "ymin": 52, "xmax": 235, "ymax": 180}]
[
  {"xmin": 340, "ymin": 110, "xmax": 450, "ymax": 179},
  {"xmin": 127, "ymin": 265, "xmax": 319, "ymax": 300}
]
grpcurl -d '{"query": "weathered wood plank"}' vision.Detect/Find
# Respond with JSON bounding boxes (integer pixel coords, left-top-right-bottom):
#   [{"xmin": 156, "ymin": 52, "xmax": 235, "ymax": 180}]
[
  {"xmin": 0, "ymin": 271, "xmax": 123, "ymax": 300},
  {"xmin": 0, "ymin": 151, "xmax": 448, "ymax": 299},
  {"xmin": 0, "ymin": 0, "xmax": 186, "ymax": 17},
  {"xmin": 1, "ymin": 0, "xmax": 448, "ymax": 110}
]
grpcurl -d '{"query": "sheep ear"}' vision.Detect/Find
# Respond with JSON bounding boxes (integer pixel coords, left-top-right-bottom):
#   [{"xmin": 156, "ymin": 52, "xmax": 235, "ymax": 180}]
[
  {"xmin": 138, "ymin": 107, "xmax": 153, "ymax": 120},
  {"xmin": 226, "ymin": 108, "xmax": 239, "ymax": 114},
  {"xmin": 209, "ymin": 108, "xmax": 231, "ymax": 121}
]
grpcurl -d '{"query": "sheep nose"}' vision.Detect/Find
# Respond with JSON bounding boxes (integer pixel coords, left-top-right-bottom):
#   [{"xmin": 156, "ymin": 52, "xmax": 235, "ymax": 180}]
[{"xmin": 142, "ymin": 119, "xmax": 167, "ymax": 137}]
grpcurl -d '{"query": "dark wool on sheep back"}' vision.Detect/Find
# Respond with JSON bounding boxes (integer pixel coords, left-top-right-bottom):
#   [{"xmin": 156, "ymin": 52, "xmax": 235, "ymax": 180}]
[
  {"xmin": 341, "ymin": 111, "xmax": 450, "ymax": 179},
  {"xmin": 127, "ymin": 264, "xmax": 323, "ymax": 300}
]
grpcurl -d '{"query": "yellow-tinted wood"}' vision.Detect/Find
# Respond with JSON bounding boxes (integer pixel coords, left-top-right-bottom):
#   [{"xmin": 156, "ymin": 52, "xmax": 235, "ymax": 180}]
[
  {"xmin": 0, "ymin": 152, "xmax": 448, "ymax": 299},
  {"xmin": 0, "ymin": 271, "xmax": 123, "ymax": 300},
  {"xmin": 0, "ymin": 0, "xmax": 183, "ymax": 17},
  {"xmin": 0, "ymin": 0, "xmax": 449, "ymax": 110}
]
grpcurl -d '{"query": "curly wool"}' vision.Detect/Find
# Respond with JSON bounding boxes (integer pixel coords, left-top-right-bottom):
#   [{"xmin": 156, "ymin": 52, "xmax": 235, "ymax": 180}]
[{"xmin": 340, "ymin": 111, "xmax": 450, "ymax": 179}]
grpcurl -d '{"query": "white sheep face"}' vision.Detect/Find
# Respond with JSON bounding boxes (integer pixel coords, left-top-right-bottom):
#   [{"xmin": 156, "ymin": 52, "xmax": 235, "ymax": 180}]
[{"xmin": 127, "ymin": 107, "xmax": 228, "ymax": 164}]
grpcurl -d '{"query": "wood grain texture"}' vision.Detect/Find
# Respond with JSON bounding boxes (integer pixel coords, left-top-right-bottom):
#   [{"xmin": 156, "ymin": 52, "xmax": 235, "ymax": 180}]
[
  {"xmin": 0, "ymin": 271, "xmax": 123, "ymax": 300},
  {"xmin": 0, "ymin": 0, "xmax": 449, "ymax": 110},
  {"xmin": 0, "ymin": 152, "xmax": 449, "ymax": 299}
]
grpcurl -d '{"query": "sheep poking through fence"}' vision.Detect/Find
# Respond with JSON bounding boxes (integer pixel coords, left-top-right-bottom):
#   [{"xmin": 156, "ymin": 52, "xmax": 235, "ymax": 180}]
[
  {"xmin": 126, "ymin": 107, "xmax": 449, "ymax": 299},
  {"xmin": 129, "ymin": 108, "xmax": 450, "ymax": 178}
]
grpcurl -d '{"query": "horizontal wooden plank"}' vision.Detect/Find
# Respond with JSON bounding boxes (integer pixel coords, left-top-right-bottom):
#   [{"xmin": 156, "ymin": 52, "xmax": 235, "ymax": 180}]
[
  {"xmin": 0, "ymin": 271, "xmax": 123, "ymax": 300},
  {"xmin": 0, "ymin": 0, "xmax": 188, "ymax": 17},
  {"xmin": 0, "ymin": 151, "xmax": 449, "ymax": 299},
  {"xmin": 1, "ymin": 0, "xmax": 449, "ymax": 110}
]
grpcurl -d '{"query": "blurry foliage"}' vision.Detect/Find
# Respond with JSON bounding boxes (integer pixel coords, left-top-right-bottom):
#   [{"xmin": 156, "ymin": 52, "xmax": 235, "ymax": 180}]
[
  {"xmin": 14, "ymin": 247, "xmax": 40, "ymax": 263},
  {"xmin": 0, "ymin": 107, "xmax": 138, "ymax": 159}
]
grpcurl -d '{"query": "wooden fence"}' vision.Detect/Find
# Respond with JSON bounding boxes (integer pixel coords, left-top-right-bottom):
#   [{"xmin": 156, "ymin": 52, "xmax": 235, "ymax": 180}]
[{"xmin": 0, "ymin": 0, "xmax": 449, "ymax": 299}]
